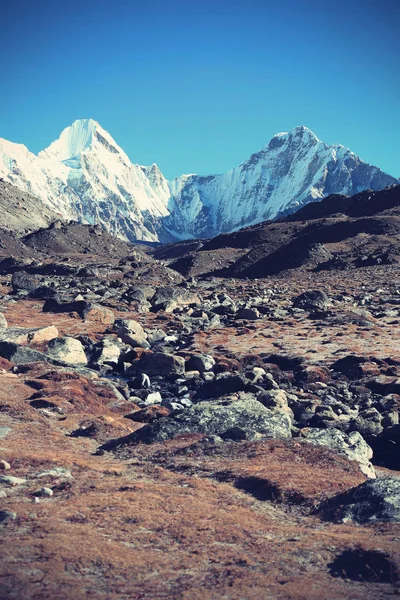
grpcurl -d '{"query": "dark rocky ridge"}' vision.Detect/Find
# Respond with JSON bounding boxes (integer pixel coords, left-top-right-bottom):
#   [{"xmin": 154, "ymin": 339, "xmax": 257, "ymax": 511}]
[{"xmin": 157, "ymin": 185, "xmax": 400, "ymax": 278}]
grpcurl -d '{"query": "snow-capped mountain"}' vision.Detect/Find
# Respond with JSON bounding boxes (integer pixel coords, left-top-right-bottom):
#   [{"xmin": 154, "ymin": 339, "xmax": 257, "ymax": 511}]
[
  {"xmin": 0, "ymin": 119, "xmax": 171, "ymax": 242},
  {"xmin": 0, "ymin": 120, "xmax": 397, "ymax": 242}
]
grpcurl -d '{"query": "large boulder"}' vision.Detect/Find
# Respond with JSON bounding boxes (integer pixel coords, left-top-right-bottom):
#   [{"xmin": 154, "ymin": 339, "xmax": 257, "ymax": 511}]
[
  {"xmin": 84, "ymin": 305, "xmax": 115, "ymax": 325},
  {"xmin": 11, "ymin": 271, "xmax": 42, "ymax": 293},
  {"xmin": 115, "ymin": 319, "xmax": 149, "ymax": 347},
  {"xmin": 236, "ymin": 307, "xmax": 260, "ymax": 320},
  {"xmin": 106, "ymin": 394, "xmax": 292, "ymax": 446},
  {"xmin": 0, "ymin": 342, "xmax": 56, "ymax": 365},
  {"xmin": 0, "ymin": 326, "xmax": 58, "ymax": 345},
  {"xmin": 319, "ymin": 478, "xmax": 400, "ymax": 523},
  {"xmin": 300, "ymin": 428, "xmax": 375, "ymax": 478},
  {"xmin": 115, "ymin": 319, "xmax": 146, "ymax": 339},
  {"xmin": 128, "ymin": 351, "xmax": 185, "ymax": 376},
  {"xmin": 292, "ymin": 290, "xmax": 331, "ymax": 312},
  {"xmin": 186, "ymin": 353, "xmax": 215, "ymax": 373},
  {"xmin": 47, "ymin": 337, "xmax": 88, "ymax": 365},
  {"xmin": 90, "ymin": 339, "xmax": 121, "ymax": 367},
  {"xmin": 195, "ymin": 373, "xmax": 250, "ymax": 399},
  {"xmin": 151, "ymin": 286, "xmax": 200, "ymax": 312}
]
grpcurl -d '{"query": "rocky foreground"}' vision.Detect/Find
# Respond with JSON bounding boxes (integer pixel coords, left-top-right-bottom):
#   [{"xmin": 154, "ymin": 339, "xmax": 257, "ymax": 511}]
[{"xmin": 1, "ymin": 187, "xmax": 400, "ymax": 599}]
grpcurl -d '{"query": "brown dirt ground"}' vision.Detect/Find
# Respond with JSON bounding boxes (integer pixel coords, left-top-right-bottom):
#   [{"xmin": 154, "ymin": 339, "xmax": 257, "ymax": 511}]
[{"xmin": 1, "ymin": 270, "xmax": 400, "ymax": 599}]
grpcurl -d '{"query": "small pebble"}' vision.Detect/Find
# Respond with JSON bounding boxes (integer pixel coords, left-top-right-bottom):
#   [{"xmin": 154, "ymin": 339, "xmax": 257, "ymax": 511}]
[{"xmin": 0, "ymin": 460, "xmax": 11, "ymax": 470}]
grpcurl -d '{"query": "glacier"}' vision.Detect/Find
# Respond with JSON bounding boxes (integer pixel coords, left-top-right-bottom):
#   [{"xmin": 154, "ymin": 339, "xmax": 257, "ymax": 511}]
[{"xmin": 0, "ymin": 119, "xmax": 397, "ymax": 242}]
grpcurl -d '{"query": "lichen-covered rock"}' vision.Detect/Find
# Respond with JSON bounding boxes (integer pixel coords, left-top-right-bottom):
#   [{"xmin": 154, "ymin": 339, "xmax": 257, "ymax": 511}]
[
  {"xmin": 110, "ymin": 394, "xmax": 292, "ymax": 446},
  {"xmin": 292, "ymin": 290, "xmax": 331, "ymax": 311},
  {"xmin": 300, "ymin": 428, "xmax": 375, "ymax": 478},
  {"xmin": 47, "ymin": 337, "xmax": 87, "ymax": 366},
  {"xmin": 319, "ymin": 478, "xmax": 400, "ymax": 523}
]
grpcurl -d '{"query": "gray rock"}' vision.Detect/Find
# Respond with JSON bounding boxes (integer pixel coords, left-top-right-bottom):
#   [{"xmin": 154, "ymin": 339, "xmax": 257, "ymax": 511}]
[
  {"xmin": 143, "ymin": 391, "xmax": 162, "ymax": 406},
  {"xmin": 128, "ymin": 352, "xmax": 185, "ymax": 376},
  {"xmin": 0, "ymin": 460, "xmax": 11, "ymax": 470},
  {"xmin": 319, "ymin": 478, "xmax": 400, "ymax": 523},
  {"xmin": 0, "ymin": 510, "xmax": 17, "ymax": 523},
  {"xmin": 301, "ymin": 428, "xmax": 375, "ymax": 478},
  {"xmin": 35, "ymin": 467, "xmax": 72, "ymax": 479},
  {"xmin": 146, "ymin": 329, "xmax": 166, "ymax": 345},
  {"xmin": 205, "ymin": 314, "xmax": 221, "ymax": 329},
  {"xmin": 0, "ymin": 426, "xmax": 11, "ymax": 439},
  {"xmin": 35, "ymin": 487, "xmax": 54, "ymax": 497},
  {"xmin": 0, "ymin": 475, "xmax": 27, "ymax": 486},
  {"xmin": 0, "ymin": 313, "xmax": 7, "ymax": 330},
  {"xmin": 110, "ymin": 394, "xmax": 292, "ymax": 445},
  {"xmin": 0, "ymin": 342, "xmax": 57, "ymax": 365},
  {"xmin": 293, "ymin": 290, "xmax": 331, "ymax": 312},
  {"xmin": 186, "ymin": 353, "xmax": 215, "ymax": 373},
  {"xmin": 195, "ymin": 373, "xmax": 250, "ymax": 399},
  {"xmin": 91, "ymin": 339, "xmax": 121, "ymax": 366},
  {"xmin": 47, "ymin": 337, "xmax": 87, "ymax": 365},
  {"xmin": 258, "ymin": 389, "xmax": 292, "ymax": 416},
  {"xmin": 119, "ymin": 329, "xmax": 150, "ymax": 349},
  {"xmin": 351, "ymin": 408, "xmax": 383, "ymax": 437},
  {"xmin": 236, "ymin": 307, "xmax": 260, "ymax": 320}
]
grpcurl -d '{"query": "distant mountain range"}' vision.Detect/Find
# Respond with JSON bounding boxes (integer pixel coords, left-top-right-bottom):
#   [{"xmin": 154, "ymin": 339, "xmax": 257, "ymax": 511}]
[{"xmin": 0, "ymin": 119, "xmax": 397, "ymax": 242}]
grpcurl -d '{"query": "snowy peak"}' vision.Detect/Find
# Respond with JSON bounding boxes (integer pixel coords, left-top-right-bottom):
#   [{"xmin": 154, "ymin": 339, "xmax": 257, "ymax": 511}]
[
  {"xmin": 39, "ymin": 119, "xmax": 98, "ymax": 163},
  {"xmin": 39, "ymin": 118, "xmax": 131, "ymax": 167},
  {"xmin": 0, "ymin": 120, "xmax": 398, "ymax": 244}
]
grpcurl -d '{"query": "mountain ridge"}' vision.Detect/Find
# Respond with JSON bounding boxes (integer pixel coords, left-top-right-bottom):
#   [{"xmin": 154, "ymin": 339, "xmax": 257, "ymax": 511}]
[{"xmin": 0, "ymin": 119, "xmax": 397, "ymax": 242}]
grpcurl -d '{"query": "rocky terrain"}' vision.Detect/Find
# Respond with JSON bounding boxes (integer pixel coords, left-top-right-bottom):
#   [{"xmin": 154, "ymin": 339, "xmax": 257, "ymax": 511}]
[
  {"xmin": 0, "ymin": 179, "xmax": 62, "ymax": 235},
  {"xmin": 1, "ymin": 185, "xmax": 400, "ymax": 599}
]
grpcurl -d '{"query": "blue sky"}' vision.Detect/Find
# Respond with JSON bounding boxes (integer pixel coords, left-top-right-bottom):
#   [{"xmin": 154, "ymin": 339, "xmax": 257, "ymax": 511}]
[{"xmin": 1, "ymin": 0, "xmax": 399, "ymax": 179}]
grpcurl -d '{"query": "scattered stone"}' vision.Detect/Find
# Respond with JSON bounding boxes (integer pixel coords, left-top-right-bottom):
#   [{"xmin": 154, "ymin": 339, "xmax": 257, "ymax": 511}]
[
  {"xmin": 0, "ymin": 325, "xmax": 59, "ymax": 345},
  {"xmin": 91, "ymin": 339, "xmax": 121, "ymax": 366},
  {"xmin": 0, "ymin": 460, "xmax": 11, "ymax": 470},
  {"xmin": 115, "ymin": 319, "xmax": 146, "ymax": 339}
]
